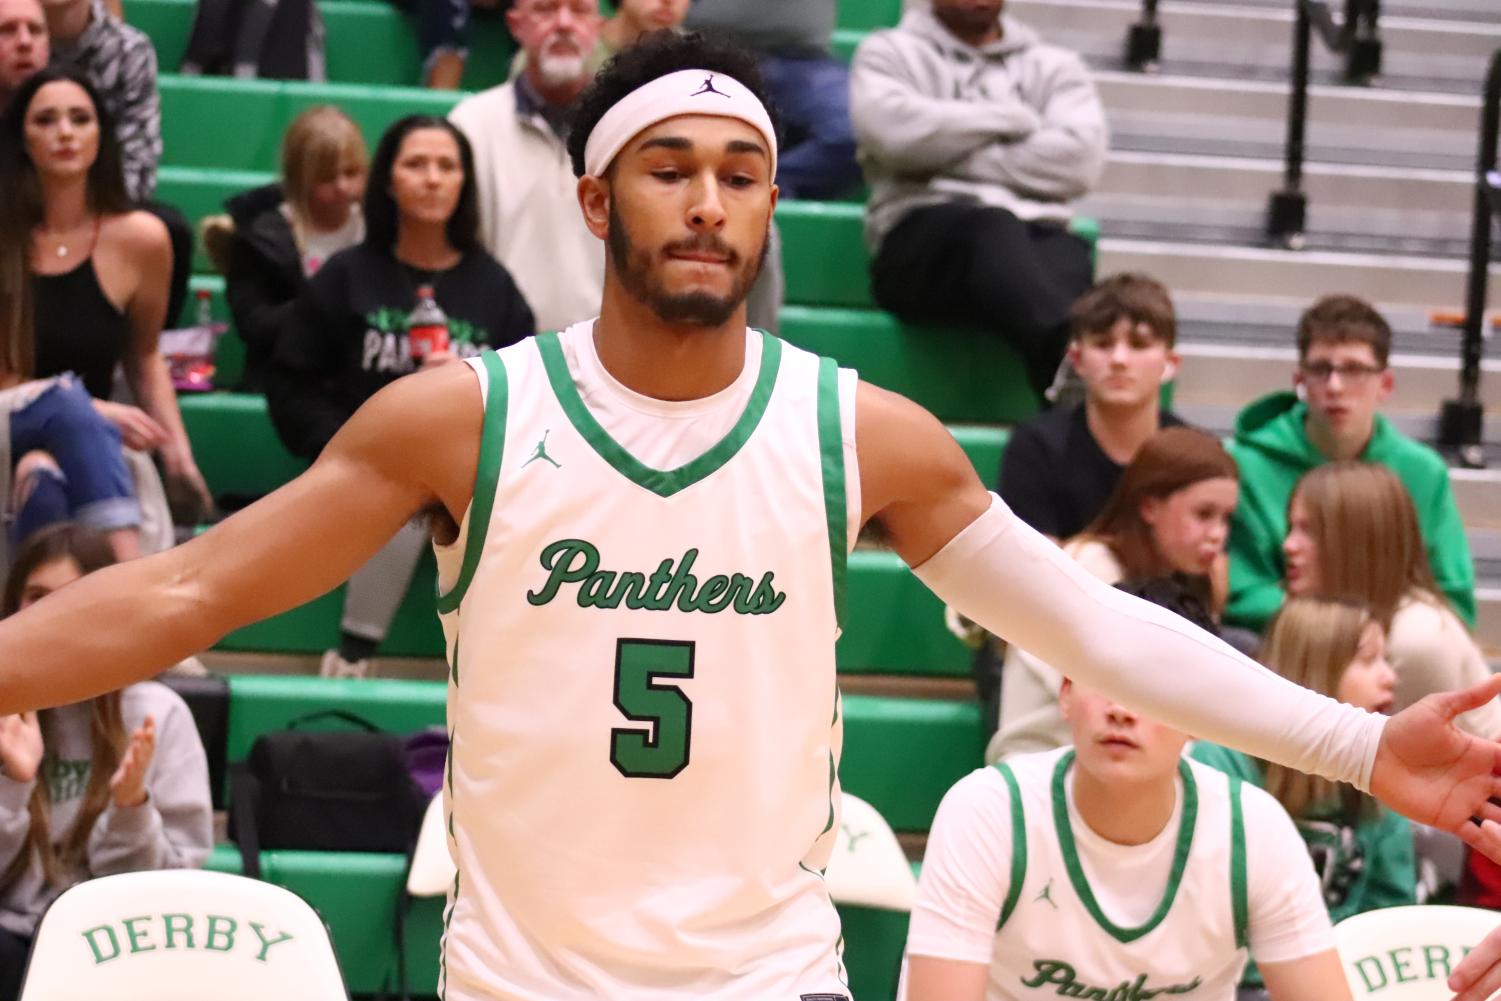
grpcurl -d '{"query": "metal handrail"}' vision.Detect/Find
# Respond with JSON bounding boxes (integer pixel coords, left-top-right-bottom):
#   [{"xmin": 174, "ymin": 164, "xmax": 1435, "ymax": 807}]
[
  {"xmin": 1124, "ymin": 0, "xmax": 1161, "ymax": 72},
  {"xmin": 1438, "ymin": 50, "xmax": 1501, "ymax": 469},
  {"xmin": 1266, "ymin": 0, "xmax": 1383, "ymax": 248}
]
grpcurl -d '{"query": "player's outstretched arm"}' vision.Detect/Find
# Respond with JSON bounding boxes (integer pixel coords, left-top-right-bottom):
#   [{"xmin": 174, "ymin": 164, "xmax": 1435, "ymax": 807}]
[
  {"xmin": 856, "ymin": 383, "xmax": 1501, "ymax": 850},
  {"xmin": 0, "ymin": 362, "xmax": 483, "ymax": 715},
  {"xmin": 1260, "ymin": 951, "xmax": 1353, "ymax": 1001}
]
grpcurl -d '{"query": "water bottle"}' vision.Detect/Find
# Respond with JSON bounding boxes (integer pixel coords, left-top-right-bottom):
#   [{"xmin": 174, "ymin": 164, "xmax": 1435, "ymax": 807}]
[{"xmin": 409, "ymin": 285, "xmax": 450, "ymax": 361}]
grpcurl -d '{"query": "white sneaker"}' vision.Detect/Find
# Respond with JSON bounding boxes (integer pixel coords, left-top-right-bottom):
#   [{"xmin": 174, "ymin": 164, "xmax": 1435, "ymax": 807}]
[{"xmin": 319, "ymin": 649, "xmax": 372, "ymax": 680}]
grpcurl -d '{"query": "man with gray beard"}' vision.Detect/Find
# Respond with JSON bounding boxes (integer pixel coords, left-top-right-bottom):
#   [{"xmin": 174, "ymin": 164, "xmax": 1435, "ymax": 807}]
[{"xmin": 450, "ymin": 0, "xmax": 606, "ymax": 335}]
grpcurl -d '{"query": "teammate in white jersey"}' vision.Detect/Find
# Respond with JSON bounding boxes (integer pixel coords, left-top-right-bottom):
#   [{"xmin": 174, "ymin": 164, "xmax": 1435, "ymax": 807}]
[
  {"xmin": 906, "ymin": 581, "xmax": 1350, "ymax": 1001},
  {"xmin": 0, "ymin": 29, "xmax": 1500, "ymax": 1001}
]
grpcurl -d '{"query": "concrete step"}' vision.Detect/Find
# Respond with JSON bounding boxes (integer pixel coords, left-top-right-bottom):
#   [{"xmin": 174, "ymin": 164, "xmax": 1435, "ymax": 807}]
[
  {"xmin": 1081, "ymin": 152, "xmax": 1474, "ymax": 253},
  {"xmin": 1013, "ymin": 0, "xmax": 1499, "ymax": 93},
  {"xmin": 1479, "ymin": 587, "xmax": 1501, "ymax": 648},
  {"xmin": 1454, "ymin": 470, "xmax": 1501, "ymax": 530},
  {"xmin": 1178, "ymin": 0, "xmax": 1499, "ymax": 25},
  {"xmin": 1096, "ymin": 238, "xmax": 1497, "ymax": 310},
  {"xmin": 1098, "ymin": 71, "xmax": 1481, "ymax": 169}
]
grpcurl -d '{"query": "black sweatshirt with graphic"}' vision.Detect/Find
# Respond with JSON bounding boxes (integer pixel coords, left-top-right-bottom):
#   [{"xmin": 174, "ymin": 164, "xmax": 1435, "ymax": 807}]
[{"xmin": 266, "ymin": 243, "xmax": 535, "ymax": 459}]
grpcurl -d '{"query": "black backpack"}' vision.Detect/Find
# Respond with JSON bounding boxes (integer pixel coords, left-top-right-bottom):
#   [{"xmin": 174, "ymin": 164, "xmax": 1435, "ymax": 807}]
[{"xmin": 229, "ymin": 709, "xmax": 428, "ymax": 879}]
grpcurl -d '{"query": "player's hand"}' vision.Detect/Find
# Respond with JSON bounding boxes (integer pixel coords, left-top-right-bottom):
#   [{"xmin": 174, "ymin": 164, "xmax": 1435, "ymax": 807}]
[
  {"xmin": 93, "ymin": 400, "xmax": 169, "ymax": 452},
  {"xmin": 1449, "ymin": 921, "xmax": 1501, "ymax": 1000},
  {"xmin": 109, "ymin": 715, "xmax": 155, "ymax": 808},
  {"xmin": 0, "ymin": 712, "xmax": 43, "ymax": 783},
  {"xmin": 1370, "ymin": 675, "xmax": 1501, "ymax": 857}
]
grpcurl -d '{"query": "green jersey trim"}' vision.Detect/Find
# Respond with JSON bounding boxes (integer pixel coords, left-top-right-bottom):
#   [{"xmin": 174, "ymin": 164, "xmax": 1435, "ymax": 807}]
[
  {"xmin": 436, "ymin": 351, "xmax": 508, "ymax": 613},
  {"xmin": 1229, "ymin": 776, "xmax": 1249, "ymax": 950},
  {"xmin": 534, "ymin": 329, "xmax": 783, "ymax": 498},
  {"xmin": 1051, "ymin": 750, "xmax": 1199, "ymax": 944},
  {"xmin": 815, "ymin": 355, "xmax": 847, "ymax": 630},
  {"xmin": 994, "ymin": 762, "xmax": 1028, "ymax": 931}
]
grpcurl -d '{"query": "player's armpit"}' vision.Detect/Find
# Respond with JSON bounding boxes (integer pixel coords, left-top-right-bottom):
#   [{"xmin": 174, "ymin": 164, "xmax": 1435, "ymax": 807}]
[
  {"xmin": 0, "ymin": 362, "xmax": 484, "ymax": 716},
  {"xmin": 1259, "ymin": 949, "xmax": 1354, "ymax": 1001},
  {"xmin": 854, "ymin": 380, "xmax": 992, "ymax": 566},
  {"xmin": 905, "ymin": 955, "xmax": 989, "ymax": 1001}
]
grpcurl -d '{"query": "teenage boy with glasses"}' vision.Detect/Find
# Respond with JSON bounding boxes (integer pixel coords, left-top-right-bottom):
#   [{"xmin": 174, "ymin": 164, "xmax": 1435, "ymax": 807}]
[{"xmin": 1224, "ymin": 294, "xmax": 1474, "ymax": 632}]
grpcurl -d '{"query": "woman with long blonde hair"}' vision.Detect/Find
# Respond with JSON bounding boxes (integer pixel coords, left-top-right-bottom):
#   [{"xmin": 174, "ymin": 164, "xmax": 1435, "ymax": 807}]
[
  {"xmin": 990, "ymin": 426, "xmax": 1240, "ymax": 760},
  {"xmin": 210, "ymin": 105, "xmax": 369, "ymax": 390},
  {"xmin": 1192, "ymin": 598, "xmax": 1414, "ymax": 937},
  {"xmin": 1283, "ymin": 461, "xmax": 1499, "ymax": 736}
]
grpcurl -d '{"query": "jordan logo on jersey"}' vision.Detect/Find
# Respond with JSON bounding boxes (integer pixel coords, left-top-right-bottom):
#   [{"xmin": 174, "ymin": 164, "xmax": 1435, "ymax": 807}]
[
  {"xmin": 1020, "ymin": 960, "xmax": 1203, "ymax": 999},
  {"xmin": 1035, "ymin": 879, "xmax": 1059, "ymax": 909},
  {"xmin": 527, "ymin": 539, "xmax": 787, "ymax": 615},
  {"xmin": 521, "ymin": 430, "xmax": 562, "ymax": 470}
]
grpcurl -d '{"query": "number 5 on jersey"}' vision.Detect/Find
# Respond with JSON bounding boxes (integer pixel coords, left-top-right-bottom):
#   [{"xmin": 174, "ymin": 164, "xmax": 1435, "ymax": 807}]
[{"xmin": 611, "ymin": 639, "xmax": 695, "ymax": 779}]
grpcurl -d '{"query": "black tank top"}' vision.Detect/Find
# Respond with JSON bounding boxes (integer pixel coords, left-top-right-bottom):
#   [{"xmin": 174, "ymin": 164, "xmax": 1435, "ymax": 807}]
[{"xmin": 33, "ymin": 256, "xmax": 132, "ymax": 399}]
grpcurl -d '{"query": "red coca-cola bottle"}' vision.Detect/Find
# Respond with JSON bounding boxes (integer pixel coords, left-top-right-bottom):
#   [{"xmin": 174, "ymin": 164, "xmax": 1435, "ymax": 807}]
[{"xmin": 409, "ymin": 285, "xmax": 450, "ymax": 360}]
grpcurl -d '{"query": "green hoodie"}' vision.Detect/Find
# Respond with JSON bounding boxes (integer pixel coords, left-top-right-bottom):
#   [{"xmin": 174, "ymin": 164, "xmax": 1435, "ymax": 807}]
[{"xmin": 1225, "ymin": 391, "xmax": 1475, "ymax": 631}]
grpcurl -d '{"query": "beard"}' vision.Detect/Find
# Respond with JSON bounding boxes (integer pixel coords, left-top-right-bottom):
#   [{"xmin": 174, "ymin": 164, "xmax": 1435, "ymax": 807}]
[
  {"xmin": 607, "ymin": 201, "xmax": 768, "ymax": 328},
  {"xmin": 535, "ymin": 45, "xmax": 586, "ymax": 87}
]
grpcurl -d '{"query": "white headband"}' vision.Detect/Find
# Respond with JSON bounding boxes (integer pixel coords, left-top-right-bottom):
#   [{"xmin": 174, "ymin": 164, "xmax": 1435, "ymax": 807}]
[{"xmin": 583, "ymin": 68, "xmax": 778, "ymax": 181}]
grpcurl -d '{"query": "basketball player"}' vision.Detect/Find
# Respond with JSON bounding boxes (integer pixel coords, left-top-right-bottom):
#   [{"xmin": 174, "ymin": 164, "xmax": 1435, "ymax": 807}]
[
  {"xmin": 906, "ymin": 581, "xmax": 1350, "ymax": 1001},
  {"xmin": 1, "ymin": 32, "xmax": 1500, "ymax": 1001}
]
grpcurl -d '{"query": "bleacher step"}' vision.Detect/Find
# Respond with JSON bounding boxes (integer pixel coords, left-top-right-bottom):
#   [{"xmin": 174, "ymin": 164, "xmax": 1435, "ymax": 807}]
[{"xmin": 1013, "ymin": 0, "xmax": 1498, "ymax": 92}]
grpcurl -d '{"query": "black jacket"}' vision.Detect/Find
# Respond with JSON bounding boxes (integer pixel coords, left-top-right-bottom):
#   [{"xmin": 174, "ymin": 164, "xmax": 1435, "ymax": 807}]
[
  {"xmin": 223, "ymin": 182, "xmax": 303, "ymax": 391},
  {"xmin": 266, "ymin": 242, "xmax": 535, "ymax": 459}
]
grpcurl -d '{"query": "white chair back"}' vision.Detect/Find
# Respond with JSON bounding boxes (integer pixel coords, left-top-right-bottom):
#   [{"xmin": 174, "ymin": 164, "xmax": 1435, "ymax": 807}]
[
  {"xmin": 407, "ymin": 794, "xmax": 456, "ymax": 897},
  {"xmin": 1333, "ymin": 904, "xmax": 1498, "ymax": 999},
  {"xmin": 20, "ymin": 869, "xmax": 347, "ymax": 1001},
  {"xmin": 825, "ymin": 792, "xmax": 917, "ymax": 911}
]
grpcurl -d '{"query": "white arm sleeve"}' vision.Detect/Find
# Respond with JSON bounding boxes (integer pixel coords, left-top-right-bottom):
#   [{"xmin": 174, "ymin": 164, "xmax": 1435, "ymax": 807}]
[
  {"xmin": 911, "ymin": 495, "xmax": 1385, "ymax": 790},
  {"xmin": 1242, "ymin": 786, "xmax": 1337, "ymax": 964}
]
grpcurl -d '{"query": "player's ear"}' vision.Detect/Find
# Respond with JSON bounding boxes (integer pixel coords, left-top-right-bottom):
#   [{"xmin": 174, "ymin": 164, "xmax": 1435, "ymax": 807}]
[{"xmin": 578, "ymin": 174, "xmax": 611, "ymax": 241}]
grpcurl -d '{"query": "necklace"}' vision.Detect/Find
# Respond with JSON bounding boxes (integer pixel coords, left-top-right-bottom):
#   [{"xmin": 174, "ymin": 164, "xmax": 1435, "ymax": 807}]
[{"xmin": 37, "ymin": 219, "xmax": 96, "ymax": 260}]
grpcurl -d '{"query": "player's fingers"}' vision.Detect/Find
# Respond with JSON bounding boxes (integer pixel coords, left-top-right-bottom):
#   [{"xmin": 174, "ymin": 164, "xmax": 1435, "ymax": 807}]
[
  {"xmin": 1438, "ymin": 674, "xmax": 1501, "ymax": 719},
  {"xmin": 1458, "ymin": 819, "xmax": 1501, "ymax": 866},
  {"xmin": 1451, "ymin": 927, "xmax": 1501, "ymax": 997},
  {"xmin": 1476, "ymin": 798, "xmax": 1501, "ymax": 828}
]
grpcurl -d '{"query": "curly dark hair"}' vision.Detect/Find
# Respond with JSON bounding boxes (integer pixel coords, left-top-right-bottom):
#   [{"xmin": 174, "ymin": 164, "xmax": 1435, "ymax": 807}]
[{"xmin": 567, "ymin": 30, "xmax": 783, "ymax": 179}]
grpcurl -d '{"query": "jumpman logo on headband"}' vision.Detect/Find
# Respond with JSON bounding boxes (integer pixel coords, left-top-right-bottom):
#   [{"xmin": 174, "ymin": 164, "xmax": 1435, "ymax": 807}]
[{"xmin": 690, "ymin": 75, "xmax": 731, "ymax": 99}]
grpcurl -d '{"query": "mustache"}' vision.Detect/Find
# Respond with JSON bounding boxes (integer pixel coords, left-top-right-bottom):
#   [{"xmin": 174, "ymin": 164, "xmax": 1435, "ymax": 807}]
[{"xmin": 662, "ymin": 235, "xmax": 738, "ymax": 262}]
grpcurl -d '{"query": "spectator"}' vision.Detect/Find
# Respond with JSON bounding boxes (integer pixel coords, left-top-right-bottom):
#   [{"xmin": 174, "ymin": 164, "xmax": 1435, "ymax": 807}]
[
  {"xmin": 999, "ymin": 273, "xmax": 1184, "ymax": 541},
  {"xmin": 8, "ymin": 69, "xmax": 213, "ymax": 521},
  {"xmin": 0, "ymin": 523, "xmax": 213, "ymax": 1001},
  {"xmin": 450, "ymin": 0, "xmax": 604, "ymax": 333},
  {"xmin": 908, "ymin": 578, "xmax": 1351, "ymax": 1001},
  {"xmin": 510, "ymin": 0, "xmax": 691, "ymax": 79},
  {"xmin": 455, "ymin": 6, "xmax": 782, "ymax": 334},
  {"xmin": 851, "ymin": 0, "xmax": 1107, "ymax": 402},
  {"xmin": 1226, "ymin": 294, "xmax": 1474, "ymax": 632},
  {"xmin": 266, "ymin": 114, "xmax": 534, "ymax": 678},
  {"xmin": 685, "ymin": 0, "xmax": 860, "ymax": 199},
  {"xmin": 204, "ymin": 105, "xmax": 369, "ymax": 391},
  {"xmin": 1285, "ymin": 462, "xmax": 1500, "ymax": 736},
  {"xmin": 1192, "ymin": 598, "xmax": 1414, "ymax": 973},
  {"xmin": 44, "ymin": 0, "xmax": 194, "ymax": 329},
  {"xmin": 0, "ymin": 68, "xmax": 209, "ymax": 557},
  {"xmin": 989, "ymin": 427, "xmax": 1238, "ymax": 761},
  {"xmin": 0, "ymin": 0, "xmax": 46, "ymax": 109}
]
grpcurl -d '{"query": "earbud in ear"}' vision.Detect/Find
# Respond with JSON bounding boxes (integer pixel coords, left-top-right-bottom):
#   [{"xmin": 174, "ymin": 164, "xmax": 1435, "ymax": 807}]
[{"xmin": 1295, "ymin": 383, "xmax": 1307, "ymax": 401}]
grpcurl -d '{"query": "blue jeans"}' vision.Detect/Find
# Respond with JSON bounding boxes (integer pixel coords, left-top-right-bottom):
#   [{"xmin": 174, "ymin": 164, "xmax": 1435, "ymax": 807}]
[
  {"xmin": 759, "ymin": 54, "xmax": 863, "ymax": 200},
  {"xmin": 10, "ymin": 380, "xmax": 140, "ymax": 546}
]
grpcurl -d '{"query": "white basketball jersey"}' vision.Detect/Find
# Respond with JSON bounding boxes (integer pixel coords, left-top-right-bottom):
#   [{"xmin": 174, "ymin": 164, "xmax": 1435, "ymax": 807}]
[
  {"xmin": 988, "ymin": 748, "xmax": 1250, "ymax": 1001},
  {"xmin": 432, "ymin": 325, "xmax": 855, "ymax": 1001}
]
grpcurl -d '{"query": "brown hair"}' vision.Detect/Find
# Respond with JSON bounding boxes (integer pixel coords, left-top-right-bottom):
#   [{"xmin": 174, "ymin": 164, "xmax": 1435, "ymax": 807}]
[
  {"xmin": 1290, "ymin": 462, "xmax": 1440, "ymax": 628},
  {"xmin": 280, "ymin": 106, "xmax": 367, "ymax": 233},
  {"xmin": 1258, "ymin": 597, "xmax": 1378, "ymax": 822},
  {"xmin": 1296, "ymin": 294, "xmax": 1392, "ymax": 368},
  {"xmin": 0, "ymin": 524, "xmax": 124, "ymax": 891},
  {"xmin": 1069, "ymin": 272, "xmax": 1177, "ymax": 347},
  {"xmin": 1077, "ymin": 426, "xmax": 1239, "ymax": 589}
]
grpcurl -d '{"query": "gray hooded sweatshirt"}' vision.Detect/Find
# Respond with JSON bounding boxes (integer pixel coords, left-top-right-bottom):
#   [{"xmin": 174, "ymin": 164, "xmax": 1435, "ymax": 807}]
[
  {"xmin": 0, "ymin": 681, "xmax": 213, "ymax": 937},
  {"xmin": 851, "ymin": 5, "xmax": 1109, "ymax": 252}
]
